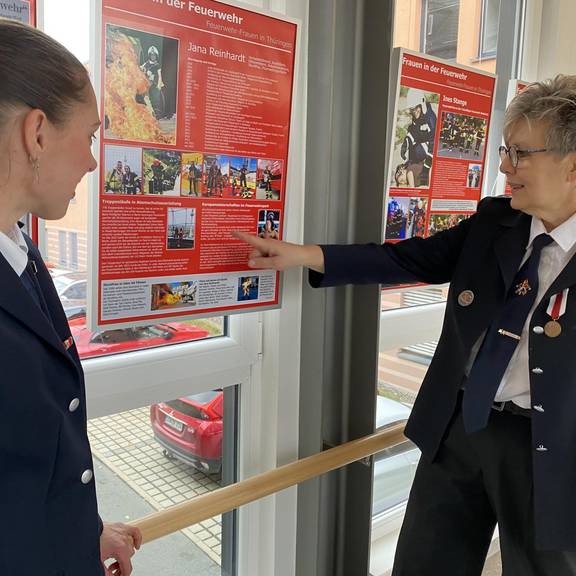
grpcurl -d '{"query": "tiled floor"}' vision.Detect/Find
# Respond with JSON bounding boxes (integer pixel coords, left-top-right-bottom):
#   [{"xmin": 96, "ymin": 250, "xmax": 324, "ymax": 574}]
[{"xmin": 88, "ymin": 406, "xmax": 222, "ymax": 564}]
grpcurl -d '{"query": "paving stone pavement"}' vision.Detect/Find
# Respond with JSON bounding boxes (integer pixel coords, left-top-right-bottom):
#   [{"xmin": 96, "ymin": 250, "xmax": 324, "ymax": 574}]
[{"xmin": 88, "ymin": 406, "xmax": 222, "ymax": 564}]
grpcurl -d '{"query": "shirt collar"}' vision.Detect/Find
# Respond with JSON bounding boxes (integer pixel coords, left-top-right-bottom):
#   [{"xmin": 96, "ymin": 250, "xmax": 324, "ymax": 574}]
[
  {"xmin": 0, "ymin": 223, "xmax": 28, "ymax": 276},
  {"xmin": 529, "ymin": 213, "xmax": 576, "ymax": 253}
]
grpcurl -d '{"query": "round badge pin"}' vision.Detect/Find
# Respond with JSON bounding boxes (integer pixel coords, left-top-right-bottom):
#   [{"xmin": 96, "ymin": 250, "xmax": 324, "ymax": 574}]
[{"xmin": 458, "ymin": 290, "xmax": 474, "ymax": 307}]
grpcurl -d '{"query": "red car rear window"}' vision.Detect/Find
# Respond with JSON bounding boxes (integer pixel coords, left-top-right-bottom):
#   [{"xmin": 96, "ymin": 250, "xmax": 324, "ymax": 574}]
[{"xmin": 166, "ymin": 398, "xmax": 209, "ymax": 420}]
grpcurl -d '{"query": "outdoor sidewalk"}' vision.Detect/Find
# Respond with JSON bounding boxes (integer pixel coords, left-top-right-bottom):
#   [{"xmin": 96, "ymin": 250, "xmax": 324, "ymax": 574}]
[{"xmin": 88, "ymin": 406, "xmax": 222, "ymax": 565}]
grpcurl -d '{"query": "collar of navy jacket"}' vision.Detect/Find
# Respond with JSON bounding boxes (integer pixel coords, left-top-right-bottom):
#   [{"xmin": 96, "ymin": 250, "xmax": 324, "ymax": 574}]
[
  {"xmin": 0, "ymin": 234, "xmax": 81, "ymax": 375},
  {"xmin": 492, "ymin": 201, "xmax": 576, "ymax": 311}
]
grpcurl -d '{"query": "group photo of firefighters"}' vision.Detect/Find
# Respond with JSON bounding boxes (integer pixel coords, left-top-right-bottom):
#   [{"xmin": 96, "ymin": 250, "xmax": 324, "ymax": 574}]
[
  {"xmin": 391, "ymin": 87, "xmax": 439, "ymax": 189},
  {"xmin": 438, "ymin": 111, "xmax": 487, "ymax": 160},
  {"xmin": 103, "ymin": 146, "xmax": 283, "ymax": 201},
  {"xmin": 427, "ymin": 212, "xmax": 470, "ymax": 236},
  {"xmin": 180, "ymin": 154, "xmax": 260, "ymax": 198}
]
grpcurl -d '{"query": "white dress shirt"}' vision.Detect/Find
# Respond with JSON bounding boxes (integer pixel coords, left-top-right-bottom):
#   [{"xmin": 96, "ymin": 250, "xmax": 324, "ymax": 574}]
[
  {"xmin": 0, "ymin": 224, "xmax": 28, "ymax": 276},
  {"xmin": 493, "ymin": 213, "xmax": 576, "ymax": 408}
]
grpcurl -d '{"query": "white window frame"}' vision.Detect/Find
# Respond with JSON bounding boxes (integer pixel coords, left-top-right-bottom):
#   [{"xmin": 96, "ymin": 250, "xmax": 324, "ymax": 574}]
[{"xmin": 83, "ymin": 312, "xmax": 260, "ymax": 418}]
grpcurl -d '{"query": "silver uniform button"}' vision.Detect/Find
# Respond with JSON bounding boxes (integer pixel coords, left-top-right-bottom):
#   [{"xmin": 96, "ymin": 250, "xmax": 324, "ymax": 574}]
[
  {"xmin": 69, "ymin": 398, "xmax": 80, "ymax": 412},
  {"xmin": 536, "ymin": 445, "xmax": 548, "ymax": 452},
  {"xmin": 533, "ymin": 405, "xmax": 545, "ymax": 412},
  {"xmin": 531, "ymin": 367, "xmax": 543, "ymax": 375},
  {"xmin": 533, "ymin": 326, "xmax": 544, "ymax": 334},
  {"xmin": 458, "ymin": 290, "xmax": 474, "ymax": 307},
  {"xmin": 81, "ymin": 469, "xmax": 93, "ymax": 484}
]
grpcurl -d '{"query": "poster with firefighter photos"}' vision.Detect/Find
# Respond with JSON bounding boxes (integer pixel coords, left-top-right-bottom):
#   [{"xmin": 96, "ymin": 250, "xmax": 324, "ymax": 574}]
[
  {"xmin": 91, "ymin": 0, "xmax": 298, "ymax": 328},
  {"xmin": 385, "ymin": 48, "xmax": 496, "ymax": 244}
]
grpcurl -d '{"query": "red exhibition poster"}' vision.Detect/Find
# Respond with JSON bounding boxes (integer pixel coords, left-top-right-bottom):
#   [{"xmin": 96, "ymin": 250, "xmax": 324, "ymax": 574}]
[
  {"xmin": 94, "ymin": 0, "xmax": 297, "ymax": 327},
  {"xmin": 0, "ymin": 0, "xmax": 36, "ymax": 24},
  {"xmin": 384, "ymin": 48, "xmax": 496, "ymax": 242}
]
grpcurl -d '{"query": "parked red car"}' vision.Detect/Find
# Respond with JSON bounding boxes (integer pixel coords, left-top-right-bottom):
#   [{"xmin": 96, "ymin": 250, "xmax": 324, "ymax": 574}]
[
  {"xmin": 150, "ymin": 390, "xmax": 223, "ymax": 474},
  {"xmin": 68, "ymin": 318, "xmax": 211, "ymax": 359}
]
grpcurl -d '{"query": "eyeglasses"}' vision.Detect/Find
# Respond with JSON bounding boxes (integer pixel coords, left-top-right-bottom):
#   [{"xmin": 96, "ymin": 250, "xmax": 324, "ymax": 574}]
[{"xmin": 498, "ymin": 144, "xmax": 549, "ymax": 168}]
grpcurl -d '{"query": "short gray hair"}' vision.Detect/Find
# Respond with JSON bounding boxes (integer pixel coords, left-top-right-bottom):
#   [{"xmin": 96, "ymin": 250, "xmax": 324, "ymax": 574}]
[
  {"xmin": 0, "ymin": 19, "xmax": 90, "ymax": 129},
  {"xmin": 504, "ymin": 75, "xmax": 576, "ymax": 155}
]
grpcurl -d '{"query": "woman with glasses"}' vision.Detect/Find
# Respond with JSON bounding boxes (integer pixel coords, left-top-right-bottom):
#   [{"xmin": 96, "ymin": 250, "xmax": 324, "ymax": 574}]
[
  {"xmin": 0, "ymin": 20, "xmax": 140, "ymax": 576},
  {"xmin": 236, "ymin": 75, "xmax": 576, "ymax": 575}
]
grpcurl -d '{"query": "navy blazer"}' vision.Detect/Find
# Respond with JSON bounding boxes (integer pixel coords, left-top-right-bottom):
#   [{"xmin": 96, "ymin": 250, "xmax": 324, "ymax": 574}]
[
  {"xmin": 0, "ymin": 235, "xmax": 102, "ymax": 575},
  {"xmin": 311, "ymin": 197, "xmax": 576, "ymax": 550}
]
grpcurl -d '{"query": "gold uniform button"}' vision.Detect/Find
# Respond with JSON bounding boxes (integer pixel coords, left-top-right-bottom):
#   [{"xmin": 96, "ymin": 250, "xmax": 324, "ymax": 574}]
[{"xmin": 458, "ymin": 290, "xmax": 474, "ymax": 307}]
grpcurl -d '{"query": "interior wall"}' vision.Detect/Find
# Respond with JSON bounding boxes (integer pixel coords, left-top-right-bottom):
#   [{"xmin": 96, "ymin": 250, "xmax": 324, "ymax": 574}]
[{"xmin": 530, "ymin": 0, "xmax": 576, "ymax": 79}]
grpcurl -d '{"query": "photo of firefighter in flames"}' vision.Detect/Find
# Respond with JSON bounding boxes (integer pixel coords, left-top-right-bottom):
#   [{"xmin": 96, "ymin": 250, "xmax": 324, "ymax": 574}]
[{"xmin": 104, "ymin": 25, "xmax": 178, "ymax": 145}]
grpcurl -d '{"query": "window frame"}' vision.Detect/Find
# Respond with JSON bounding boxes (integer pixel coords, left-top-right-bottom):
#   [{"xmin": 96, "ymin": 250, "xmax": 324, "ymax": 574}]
[{"xmin": 479, "ymin": 0, "xmax": 499, "ymax": 60}]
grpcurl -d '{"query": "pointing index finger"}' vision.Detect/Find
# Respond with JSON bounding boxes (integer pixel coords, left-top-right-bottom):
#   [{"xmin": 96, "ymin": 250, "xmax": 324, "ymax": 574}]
[{"xmin": 232, "ymin": 230, "xmax": 263, "ymax": 247}]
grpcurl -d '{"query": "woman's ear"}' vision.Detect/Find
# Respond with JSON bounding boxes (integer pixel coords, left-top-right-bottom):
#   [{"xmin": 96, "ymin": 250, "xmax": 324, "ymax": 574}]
[{"xmin": 22, "ymin": 108, "xmax": 49, "ymax": 159}]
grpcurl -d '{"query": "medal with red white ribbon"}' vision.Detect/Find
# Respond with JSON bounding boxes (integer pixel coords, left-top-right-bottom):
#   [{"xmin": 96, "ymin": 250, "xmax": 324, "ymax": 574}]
[{"xmin": 544, "ymin": 288, "xmax": 568, "ymax": 337}]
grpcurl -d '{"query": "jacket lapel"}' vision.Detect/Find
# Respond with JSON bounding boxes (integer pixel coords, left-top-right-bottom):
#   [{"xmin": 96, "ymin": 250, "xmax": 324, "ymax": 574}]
[
  {"xmin": 493, "ymin": 210, "xmax": 531, "ymax": 293},
  {"xmin": 0, "ymin": 254, "xmax": 79, "ymax": 370},
  {"xmin": 542, "ymin": 252, "xmax": 576, "ymax": 302}
]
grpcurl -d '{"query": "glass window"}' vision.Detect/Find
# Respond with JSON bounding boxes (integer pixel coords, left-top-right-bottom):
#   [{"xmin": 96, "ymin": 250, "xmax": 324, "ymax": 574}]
[
  {"xmin": 89, "ymin": 385, "xmax": 237, "ymax": 575},
  {"xmin": 58, "ymin": 229, "xmax": 67, "ymax": 266},
  {"xmin": 394, "ymin": 0, "xmax": 500, "ymax": 72},
  {"xmin": 41, "ymin": 0, "xmax": 225, "ymax": 358},
  {"xmin": 70, "ymin": 231, "xmax": 78, "ymax": 270},
  {"xmin": 421, "ymin": 0, "xmax": 460, "ymax": 61},
  {"xmin": 480, "ymin": 0, "xmax": 500, "ymax": 57},
  {"xmin": 373, "ymin": 1, "xmax": 510, "ymax": 573},
  {"xmin": 68, "ymin": 316, "xmax": 224, "ymax": 359}
]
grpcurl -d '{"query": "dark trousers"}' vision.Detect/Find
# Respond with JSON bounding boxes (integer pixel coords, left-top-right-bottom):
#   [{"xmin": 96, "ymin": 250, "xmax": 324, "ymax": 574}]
[{"xmin": 392, "ymin": 402, "xmax": 576, "ymax": 576}]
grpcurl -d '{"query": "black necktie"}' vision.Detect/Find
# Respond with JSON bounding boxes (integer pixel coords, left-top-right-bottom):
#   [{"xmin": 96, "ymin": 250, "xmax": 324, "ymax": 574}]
[
  {"xmin": 462, "ymin": 233, "xmax": 554, "ymax": 433},
  {"xmin": 20, "ymin": 257, "xmax": 51, "ymax": 321}
]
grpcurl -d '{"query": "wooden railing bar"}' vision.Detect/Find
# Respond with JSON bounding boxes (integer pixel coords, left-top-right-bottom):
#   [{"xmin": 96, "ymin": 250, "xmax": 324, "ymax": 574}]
[{"xmin": 131, "ymin": 423, "xmax": 406, "ymax": 543}]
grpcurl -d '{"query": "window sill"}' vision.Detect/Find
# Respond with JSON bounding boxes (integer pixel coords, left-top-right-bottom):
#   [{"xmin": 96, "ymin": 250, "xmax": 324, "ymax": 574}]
[{"xmin": 471, "ymin": 53, "xmax": 497, "ymax": 64}]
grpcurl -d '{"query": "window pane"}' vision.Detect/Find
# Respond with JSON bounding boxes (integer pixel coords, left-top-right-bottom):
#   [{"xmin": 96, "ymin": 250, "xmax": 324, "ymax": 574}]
[
  {"xmin": 422, "ymin": 0, "xmax": 460, "ymax": 61},
  {"xmin": 381, "ymin": 285, "xmax": 448, "ymax": 311},
  {"xmin": 89, "ymin": 386, "xmax": 236, "ymax": 574},
  {"xmin": 371, "ymin": 345, "xmax": 422, "ymax": 575},
  {"xmin": 394, "ymin": 0, "xmax": 501, "ymax": 73},
  {"xmin": 480, "ymin": 0, "xmax": 500, "ymax": 56},
  {"xmin": 41, "ymin": 0, "xmax": 225, "ymax": 357},
  {"xmin": 373, "ymin": 4, "xmax": 507, "ymax": 572}
]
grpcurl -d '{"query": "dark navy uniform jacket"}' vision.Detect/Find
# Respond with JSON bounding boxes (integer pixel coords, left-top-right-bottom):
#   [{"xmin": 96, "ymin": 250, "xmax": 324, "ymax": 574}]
[
  {"xmin": 0, "ymin": 234, "xmax": 103, "ymax": 575},
  {"xmin": 311, "ymin": 197, "xmax": 576, "ymax": 551}
]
